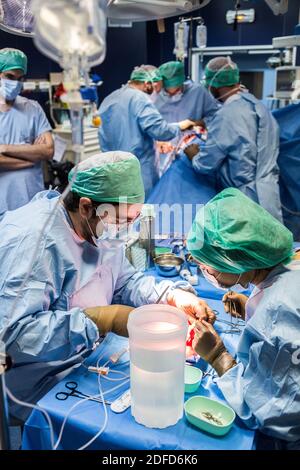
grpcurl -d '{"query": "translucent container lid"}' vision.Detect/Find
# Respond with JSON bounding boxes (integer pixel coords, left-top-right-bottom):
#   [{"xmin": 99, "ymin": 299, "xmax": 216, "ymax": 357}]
[{"xmin": 128, "ymin": 304, "xmax": 188, "ymax": 343}]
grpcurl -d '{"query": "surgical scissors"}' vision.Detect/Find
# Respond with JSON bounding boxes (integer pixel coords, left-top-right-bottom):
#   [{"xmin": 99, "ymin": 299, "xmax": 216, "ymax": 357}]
[
  {"xmin": 55, "ymin": 381, "xmax": 111, "ymax": 405},
  {"xmin": 213, "ymin": 308, "xmax": 245, "ymax": 334}
]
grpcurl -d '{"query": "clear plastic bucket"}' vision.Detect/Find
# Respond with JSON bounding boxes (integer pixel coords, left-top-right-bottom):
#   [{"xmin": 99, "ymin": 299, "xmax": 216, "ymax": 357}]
[{"xmin": 128, "ymin": 304, "xmax": 188, "ymax": 428}]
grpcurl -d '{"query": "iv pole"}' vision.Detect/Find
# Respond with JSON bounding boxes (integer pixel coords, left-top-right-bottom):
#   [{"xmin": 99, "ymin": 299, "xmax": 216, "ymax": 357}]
[{"xmin": 177, "ymin": 16, "xmax": 205, "ymax": 79}]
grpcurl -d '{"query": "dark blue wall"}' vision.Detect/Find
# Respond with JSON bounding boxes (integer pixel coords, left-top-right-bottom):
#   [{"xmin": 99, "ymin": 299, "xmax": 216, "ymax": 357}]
[
  {"xmin": 147, "ymin": 0, "xmax": 300, "ymax": 65},
  {"xmin": 0, "ymin": 22, "xmax": 147, "ymax": 100}
]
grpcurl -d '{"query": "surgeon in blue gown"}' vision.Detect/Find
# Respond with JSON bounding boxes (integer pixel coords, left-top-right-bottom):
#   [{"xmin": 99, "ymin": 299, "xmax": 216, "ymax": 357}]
[
  {"xmin": 185, "ymin": 57, "xmax": 282, "ymax": 222},
  {"xmin": 188, "ymin": 188, "xmax": 300, "ymax": 449},
  {"xmin": 0, "ymin": 151, "xmax": 215, "ymax": 422},
  {"xmin": 154, "ymin": 61, "xmax": 219, "ymax": 124},
  {"xmin": 0, "ymin": 48, "xmax": 54, "ymax": 220},
  {"xmin": 98, "ymin": 67, "xmax": 195, "ymax": 197}
]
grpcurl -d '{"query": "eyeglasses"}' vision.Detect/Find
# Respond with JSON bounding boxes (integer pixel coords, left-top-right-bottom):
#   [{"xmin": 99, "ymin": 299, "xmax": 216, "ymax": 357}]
[{"xmin": 2, "ymin": 73, "xmax": 26, "ymax": 82}]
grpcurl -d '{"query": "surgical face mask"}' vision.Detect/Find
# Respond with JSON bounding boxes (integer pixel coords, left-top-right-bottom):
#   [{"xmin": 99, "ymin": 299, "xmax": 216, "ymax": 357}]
[
  {"xmin": 213, "ymin": 85, "xmax": 241, "ymax": 103},
  {"xmin": 168, "ymin": 91, "xmax": 183, "ymax": 102},
  {"xmin": 95, "ymin": 217, "xmax": 136, "ymax": 242},
  {"xmin": 162, "ymin": 89, "xmax": 183, "ymax": 102},
  {"xmin": 84, "ymin": 216, "xmax": 99, "ymax": 246},
  {"xmin": 0, "ymin": 78, "xmax": 23, "ymax": 101},
  {"xmin": 201, "ymin": 267, "xmax": 244, "ymax": 291}
]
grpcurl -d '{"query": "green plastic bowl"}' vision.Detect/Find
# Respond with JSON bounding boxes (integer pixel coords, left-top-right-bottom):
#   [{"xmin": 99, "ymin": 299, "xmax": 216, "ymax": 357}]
[
  {"xmin": 184, "ymin": 365, "xmax": 203, "ymax": 393},
  {"xmin": 184, "ymin": 396, "xmax": 236, "ymax": 436}
]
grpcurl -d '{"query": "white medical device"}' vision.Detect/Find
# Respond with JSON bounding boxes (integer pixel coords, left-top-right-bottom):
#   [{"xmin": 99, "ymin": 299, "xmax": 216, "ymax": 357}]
[
  {"xmin": 275, "ymin": 67, "xmax": 300, "ymax": 99},
  {"xmin": 110, "ymin": 389, "xmax": 131, "ymax": 413}
]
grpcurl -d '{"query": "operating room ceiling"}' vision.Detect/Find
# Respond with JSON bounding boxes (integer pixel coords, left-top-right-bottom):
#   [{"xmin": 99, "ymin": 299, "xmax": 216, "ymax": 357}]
[{"xmin": 0, "ymin": 0, "xmax": 292, "ymax": 38}]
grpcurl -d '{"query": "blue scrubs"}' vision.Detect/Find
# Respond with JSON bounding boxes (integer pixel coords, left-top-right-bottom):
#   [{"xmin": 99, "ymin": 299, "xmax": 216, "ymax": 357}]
[
  {"xmin": 99, "ymin": 85, "xmax": 179, "ymax": 197},
  {"xmin": 154, "ymin": 81, "xmax": 220, "ymax": 123},
  {"xmin": 0, "ymin": 190, "xmax": 184, "ymax": 420},
  {"xmin": 217, "ymin": 257, "xmax": 300, "ymax": 448},
  {"xmin": 192, "ymin": 92, "xmax": 283, "ymax": 221},
  {"xmin": 0, "ymin": 96, "xmax": 52, "ymax": 219}
]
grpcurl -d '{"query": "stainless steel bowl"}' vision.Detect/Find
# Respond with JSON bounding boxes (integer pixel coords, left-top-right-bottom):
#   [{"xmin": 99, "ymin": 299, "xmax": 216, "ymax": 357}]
[{"xmin": 154, "ymin": 254, "xmax": 184, "ymax": 277}]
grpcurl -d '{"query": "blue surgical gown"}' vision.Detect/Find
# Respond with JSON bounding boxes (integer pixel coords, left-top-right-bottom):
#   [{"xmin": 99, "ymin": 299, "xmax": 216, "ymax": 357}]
[
  {"xmin": 0, "ymin": 95, "xmax": 52, "ymax": 220},
  {"xmin": 99, "ymin": 85, "xmax": 179, "ymax": 197},
  {"xmin": 0, "ymin": 190, "xmax": 183, "ymax": 420},
  {"xmin": 154, "ymin": 81, "xmax": 219, "ymax": 123},
  {"xmin": 192, "ymin": 92, "xmax": 283, "ymax": 221},
  {"xmin": 217, "ymin": 258, "xmax": 300, "ymax": 446}
]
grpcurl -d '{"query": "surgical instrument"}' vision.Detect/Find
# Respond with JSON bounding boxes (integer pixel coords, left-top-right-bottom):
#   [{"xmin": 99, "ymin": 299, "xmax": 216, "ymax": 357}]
[
  {"xmin": 155, "ymin": 285, "xmax": 171, "ymax": 304},
  {"xmin": 55, "ymin": 381, "xmax": 111, "ymax": 405}
]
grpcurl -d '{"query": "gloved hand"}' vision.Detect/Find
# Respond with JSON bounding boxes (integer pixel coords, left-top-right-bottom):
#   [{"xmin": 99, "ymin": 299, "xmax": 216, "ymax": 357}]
[
  {"xmin": 222, "ymin": 291, "xmax": 248, "ymax": 320},
  {"xmin": 156, "ymin": 141, "xmax": 175, "ymax": 154},
  {"xmin": 167, "ymin": 289, "xmax": 216, "ymax": 324},
  {"xmin": 193, "ymin": 119, "xmax": 206, "ymax": 130},
  {"xmin": 184, "ymin": 143, "xmax": 200, "ymax": 161},
  {"xmin": 192, "ymin": 320, "xmax": 237, "ymax": 376},
  {"xmin": 179, "ymin": 119, "xmax": 196, "ymax": 131},
  {"xmin": 84, "ymin": 305, "xmax": 134, "ymax": 337}
]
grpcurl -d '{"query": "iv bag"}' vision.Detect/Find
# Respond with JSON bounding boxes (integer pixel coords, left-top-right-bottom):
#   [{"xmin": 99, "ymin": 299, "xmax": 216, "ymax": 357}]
[
  {"xmin": 173, "ymin": 21, "xmax": 189, "ymax": 60},
  {"xmin": 31, "ymin": 0, "xmax": 107, "ymax": 70},
  {"xmin": 196, "ymin": 24, "xmax": 207, "ymax": 49}
]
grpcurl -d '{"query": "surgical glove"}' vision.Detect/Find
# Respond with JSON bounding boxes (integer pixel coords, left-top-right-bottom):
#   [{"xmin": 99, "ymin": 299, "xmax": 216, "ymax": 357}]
[
  {"xmin": 156, "ymin": 141, "xmax": 175, "ymax": 154},
  {"xmin": 192, "ymin": 320, "xmax": 237, "ymax": 376},
  {"xmin": 84, "ymin": 305, "xmax": 134, "ymax": 337},
  {"xmin": 193, "ymin": 119, "xmax": 206, "ymax": 130},
  {"xmin": 167, "ymin": 289, "xmax": 216, "ymax": 324},
  {"xmin": 184, "ymin": 143, "xmax": 200, "ymax": 161},
  {"xmin": 179, "ymin": 119, "xmax": 196, "ymax": 131},
  {"xmin": 222, "ymin": 291, "xmax": 248, "ymax": 320}
]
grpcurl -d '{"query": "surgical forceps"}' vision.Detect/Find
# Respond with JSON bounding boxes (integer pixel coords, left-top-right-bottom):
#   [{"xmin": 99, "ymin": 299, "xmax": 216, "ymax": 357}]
[{"xmin": 55, "ymin": 381, "xmax": 111, "ymax": 405}]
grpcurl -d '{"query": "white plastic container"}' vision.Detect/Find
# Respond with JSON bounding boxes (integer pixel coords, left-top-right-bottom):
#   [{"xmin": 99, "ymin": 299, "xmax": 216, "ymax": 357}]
[{"xmin": 128, "ymin": 304, "xmax": 188, "ymax": 429}]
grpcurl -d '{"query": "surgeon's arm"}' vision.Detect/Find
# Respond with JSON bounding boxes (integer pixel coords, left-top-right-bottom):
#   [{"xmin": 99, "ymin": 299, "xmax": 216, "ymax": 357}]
[
  {"xmin": 0, "ymin": 231, "xmax": 98, "ymax": 363},
  {"xmin": 216, "ymin": 302, "xmax": 300, "ymax": 438},
  {"xmin": 191, "ymin": 134, "xmax": 227, "ymax": 175},
  {"xmin": 0, "ymin": 154, "xmax": 34, "ymax": 170},
  {"xmin": 189, "ymin": 112, "xmax": 230, "ymax": 175},
  {"xmin": 112, "ymin": 253, "xmax": 215, "ymax": 322},
  {"xmin": 215, "ymin": 341, "xmax": 300, "ymax": 434},
  {"xmin": 0, "ymin": 132, "xmax": 54, "ymax": 163},
  {"xmin": 137, "ymin": 99, "xmax": 180, "ymax": 142}
]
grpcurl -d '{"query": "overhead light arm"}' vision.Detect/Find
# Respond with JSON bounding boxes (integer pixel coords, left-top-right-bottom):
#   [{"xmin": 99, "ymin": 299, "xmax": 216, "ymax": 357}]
[
  {"xmin": 117, "ymin": 0, "xmax": 193, "ymax": 9},
  {"xmin": 264, "ymin": 0, "xmax": 289, "ymax": 16}
]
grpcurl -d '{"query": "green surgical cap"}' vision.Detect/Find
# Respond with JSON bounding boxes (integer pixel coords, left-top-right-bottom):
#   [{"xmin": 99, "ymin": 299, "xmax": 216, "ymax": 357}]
[
  {"xmin": 130, "ymin": 67, "xmax": 154, "ymax": 82},
  {"xmin": 68, "ymin": 152, "xmax": 145, "ymax": 204},
  {"xmin": 0, "ymin": 48, "xmax": 28, "ymax": 74},
  {"xmin": 159, "ymin": 61, "xmax": 185, "ymax": 88},
  {"xmin": 187, "ymin": 188, "xmax": 293, "ymax": 274},
  {"xmin": 204, "ymin": 57, "xmax": 240, "ymax": 89},
  {"xmin": 150, "ymin": 68, "xmax": 163, "ymax": 83},
  {"xmin": 137, "ymin": 65, "xmax": 162, "ymax": 82},
  {"xmin": 205, "ymin": 67, "xmax": 239, "ymax": 88}
]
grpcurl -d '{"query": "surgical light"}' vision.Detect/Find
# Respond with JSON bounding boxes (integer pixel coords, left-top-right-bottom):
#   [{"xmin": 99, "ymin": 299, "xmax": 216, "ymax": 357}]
[{"xmin": 226, "ymin": 8, "xmax": 255, "ymax": 25}]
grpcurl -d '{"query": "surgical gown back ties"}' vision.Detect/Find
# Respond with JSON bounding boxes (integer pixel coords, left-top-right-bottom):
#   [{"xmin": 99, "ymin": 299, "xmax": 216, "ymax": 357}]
[
  {"xmin": 0, "ymin": 190, "xmax": 176, "ymax": 420},
  {"xmin": 217, "ymin": 258, "xmax": 300, "ymax": 448},
  {"xmin": 0, "ymin": 95, "xmax": 52, "ymax": 220},
  {"xmin": 154, "ymin": 81, "xmax": 220, "ymax": 123},
  {"xmin": 192, "ymin": 92, "xmax": 283, "ymax": 222},
  {"xmin": 98, "ymin": 85, "xmax": 180, "ymax": 197}
]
